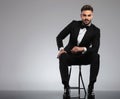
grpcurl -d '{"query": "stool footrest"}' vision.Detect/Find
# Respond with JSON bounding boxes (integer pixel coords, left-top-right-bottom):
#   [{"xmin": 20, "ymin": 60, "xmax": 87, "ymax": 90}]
[
  {"xmin": 70, "ymin": 87, "xmax": 84, "ymax": 89},
  {"xmin": 70, "ymin": 96, "xmax": 85, "ymax": 99}
]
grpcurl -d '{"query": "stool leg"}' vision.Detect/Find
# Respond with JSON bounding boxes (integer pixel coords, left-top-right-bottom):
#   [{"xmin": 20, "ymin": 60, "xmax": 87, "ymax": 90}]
[
  {"xmin": 68, "ymin": 66, "xmax": 72, "ymax": 82},
  {"xmin": 80, "ymin": 66, "xmax": 87, "ymax": 99},
  {"xmin": 81, "ymin": 75, "xmax": 87, "ymax": 98},
  {"xmin": 78, "ymin": 66, "xmax": 81, "ymax": 98}
]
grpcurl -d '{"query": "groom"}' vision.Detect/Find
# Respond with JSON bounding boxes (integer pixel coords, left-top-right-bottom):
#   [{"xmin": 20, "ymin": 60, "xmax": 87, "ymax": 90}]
[{"xmin": 56, "ymin": 5, "xmax": 100, "ymax": 99}]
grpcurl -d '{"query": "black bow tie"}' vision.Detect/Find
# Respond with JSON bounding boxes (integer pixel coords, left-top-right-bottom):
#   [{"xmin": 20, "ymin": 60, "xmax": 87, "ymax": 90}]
[{"xmin": 81, "ymin": 25, "xmax": 90, "ymax": 30}]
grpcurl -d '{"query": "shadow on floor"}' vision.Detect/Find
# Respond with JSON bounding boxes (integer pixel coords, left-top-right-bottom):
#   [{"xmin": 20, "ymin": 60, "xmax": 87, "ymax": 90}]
[{"xmin": 0, "ymin": 91, "xmax": 120, "ymax": 99}]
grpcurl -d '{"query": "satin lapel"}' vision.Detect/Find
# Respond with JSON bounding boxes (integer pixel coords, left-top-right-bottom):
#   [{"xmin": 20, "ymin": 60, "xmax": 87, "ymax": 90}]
[
  {"xmin": 79, "ymin": 25, "xmax": 93, "ymax": 46},
  {"xmin": 74, "ymin": 23, "xmax": 81, "ymax": 44},
  {"xmin": 75, "ymin": 26, "xmax": 80, "ymax": 39}
]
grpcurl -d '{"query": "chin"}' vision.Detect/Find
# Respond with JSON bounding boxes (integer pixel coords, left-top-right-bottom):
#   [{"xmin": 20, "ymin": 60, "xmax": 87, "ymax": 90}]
[{"xmin": 84, "ymin": 21, "xmax": 91, "ymax": 25}]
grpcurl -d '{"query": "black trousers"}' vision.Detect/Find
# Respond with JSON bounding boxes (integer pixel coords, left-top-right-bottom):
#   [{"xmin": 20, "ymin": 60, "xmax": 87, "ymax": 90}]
[{"xmin": 59, "ymin": 52, "xmax": 100, "ymax": 87}]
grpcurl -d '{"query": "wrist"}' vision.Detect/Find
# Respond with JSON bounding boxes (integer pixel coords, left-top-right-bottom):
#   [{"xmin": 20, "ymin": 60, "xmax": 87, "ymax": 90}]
[
  {"xmin": 59, "ymin": 47, "xmax": 64, "ymax": 51},
  {"xmin": 82, "ymin": 47, "xmax": 87, "ymax": 54},
  {"xmin": 83, "ymin": 47, "xmax": 87, "ymax": 52}
]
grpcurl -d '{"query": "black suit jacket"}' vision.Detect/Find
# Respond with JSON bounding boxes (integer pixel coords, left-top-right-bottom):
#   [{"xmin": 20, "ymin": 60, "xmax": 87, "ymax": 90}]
[{"xmin": 56, "ymin": 20, "xmax": 100, "ymax": 54}]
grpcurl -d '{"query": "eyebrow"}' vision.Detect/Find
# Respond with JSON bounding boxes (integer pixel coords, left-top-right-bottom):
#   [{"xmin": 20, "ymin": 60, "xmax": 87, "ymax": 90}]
[{"xmin": 82, "ymin": 14, "xmax": 92, "ymax": 16}]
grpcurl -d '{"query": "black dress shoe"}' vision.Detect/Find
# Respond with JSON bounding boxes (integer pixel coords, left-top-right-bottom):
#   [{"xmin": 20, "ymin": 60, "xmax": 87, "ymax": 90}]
[
  {"xmin": 63, "ymin": 87, "xmax": 70, "ymax": 97},
  {"xmin": 87, "ymin": 92, "xmax": 95, "ymax": 99},
  {"xmin": 87, "ymin": 88, "xmax": 95, "ymax": 99},
  {"xmin": 63, "ymin": 94, "xmax": 70, "ymax": 99}
]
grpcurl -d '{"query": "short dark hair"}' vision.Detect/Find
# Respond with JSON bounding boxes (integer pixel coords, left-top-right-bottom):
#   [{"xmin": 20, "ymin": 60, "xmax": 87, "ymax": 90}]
[{"xmin": 81, "ymin": 5, "xmax": 93, "ymax": 12}]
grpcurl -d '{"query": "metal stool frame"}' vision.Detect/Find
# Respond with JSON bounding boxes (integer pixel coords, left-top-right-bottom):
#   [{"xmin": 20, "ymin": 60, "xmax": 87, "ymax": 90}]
[{"xmin": 68, "ymin": 65, "xmax": 87, "ymax": 99}]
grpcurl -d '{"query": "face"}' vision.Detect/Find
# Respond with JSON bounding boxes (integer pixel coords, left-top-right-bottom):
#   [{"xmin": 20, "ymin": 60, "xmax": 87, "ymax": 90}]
[{"xmin": 81, "ymin": 10, "xmax": 93, "ymax": 25}]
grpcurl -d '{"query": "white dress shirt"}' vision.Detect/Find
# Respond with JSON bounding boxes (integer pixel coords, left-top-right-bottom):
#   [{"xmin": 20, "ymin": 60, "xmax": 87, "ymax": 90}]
[
  {"xmin": 59, "ymin": 25, "xmax": 90, "ymax": 52},
  {"xmin": 77, "ymin": 28, "xmax": 87, "ymax": 45}
]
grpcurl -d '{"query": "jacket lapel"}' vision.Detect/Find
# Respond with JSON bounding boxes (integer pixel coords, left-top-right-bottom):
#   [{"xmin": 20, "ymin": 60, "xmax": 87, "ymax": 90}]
[
  {"xmin": 73, "ymin": 22, "xmax": 81, "ymax": 45},
  {"xmin": 79, "ymin": 24, "xmax": 93, "ymax": 46}
]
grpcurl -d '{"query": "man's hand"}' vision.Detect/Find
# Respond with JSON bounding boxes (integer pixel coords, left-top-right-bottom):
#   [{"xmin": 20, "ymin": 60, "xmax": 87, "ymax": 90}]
[
  {"xmin": 57, "ymin": 49, "xmax": 67, "ymax": 59},
  {"xmin": 71, "ymin": 46, "xmax": 84, "ymax": 53}
]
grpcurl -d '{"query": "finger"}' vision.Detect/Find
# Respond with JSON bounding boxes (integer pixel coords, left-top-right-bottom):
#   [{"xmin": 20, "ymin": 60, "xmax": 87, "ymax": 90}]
[
  {"xmin": 57, "ymin": 52, "xmax": 62, "ymax": 58},
  {"xmin": 57, "ymin": 54, "xmax": 60, "ymax": 58}
]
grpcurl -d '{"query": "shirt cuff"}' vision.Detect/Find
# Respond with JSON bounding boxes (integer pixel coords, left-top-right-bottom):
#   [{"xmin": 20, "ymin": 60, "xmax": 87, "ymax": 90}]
[
  {"xmin": 82, "ymin": 47, "xmax": 87, "ymax": 54},
  {"xmin": 59, "ymin": 47, "xmax": 64, "ymax": 51}
]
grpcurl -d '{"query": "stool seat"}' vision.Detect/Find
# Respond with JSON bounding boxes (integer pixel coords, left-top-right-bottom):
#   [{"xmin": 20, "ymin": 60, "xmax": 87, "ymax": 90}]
[{"xmin": 68, "ymin": 65, "xmax": 87, "ymax": 99}]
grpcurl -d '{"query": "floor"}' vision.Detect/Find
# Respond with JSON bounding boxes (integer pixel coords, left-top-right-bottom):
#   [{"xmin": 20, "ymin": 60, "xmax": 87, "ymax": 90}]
[{"xmin": 0, "ymin": 91, "xmax": 120, "ymax": 99}]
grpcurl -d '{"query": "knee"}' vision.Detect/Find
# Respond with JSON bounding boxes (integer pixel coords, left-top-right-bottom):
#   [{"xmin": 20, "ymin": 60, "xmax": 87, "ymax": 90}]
[
  {"xmin": 59, "ymin": 53, "xmax": 68, "ymax": 61},
  {"xmin": 91, "ymin": 53, "xmax": 100, "ymax": 62},
  {"xmin": 89, "ymin": 53, "xmax": 100, "ymax": 67},
  {"xmin": 92, "ymin": 53, "xmax": 100, "ymax": 58},
  {"xmin": 59, "ymin": 53, "xmax": 69, "ymax": 66}
]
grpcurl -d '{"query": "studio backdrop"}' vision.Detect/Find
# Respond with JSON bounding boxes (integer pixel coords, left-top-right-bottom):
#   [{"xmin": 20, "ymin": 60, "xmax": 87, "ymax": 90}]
[{"xmin": 0, "ymin": 0, "xmax": 120, "ymax": 91}]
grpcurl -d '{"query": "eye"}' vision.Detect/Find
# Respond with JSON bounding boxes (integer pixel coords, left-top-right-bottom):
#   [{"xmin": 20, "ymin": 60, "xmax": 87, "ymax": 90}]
[
  {"xmin": 88, "ymin": 14, "xmax": 91, "ymax": 17},
  {"xmin": 83, "ymin": 14, "xmax": 86, "ymax": 17}
]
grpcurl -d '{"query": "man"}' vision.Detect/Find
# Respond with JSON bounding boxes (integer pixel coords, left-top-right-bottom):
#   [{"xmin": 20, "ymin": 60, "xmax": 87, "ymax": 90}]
[{"xmin": 56, "ymin": 5, "xmax": 100, "ymax": 99}]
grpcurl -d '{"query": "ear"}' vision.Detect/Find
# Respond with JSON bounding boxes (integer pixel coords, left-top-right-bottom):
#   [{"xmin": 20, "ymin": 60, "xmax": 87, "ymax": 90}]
[{"xmin": 80, "ymin": 14, "xmax": 82, "ymax": 18}]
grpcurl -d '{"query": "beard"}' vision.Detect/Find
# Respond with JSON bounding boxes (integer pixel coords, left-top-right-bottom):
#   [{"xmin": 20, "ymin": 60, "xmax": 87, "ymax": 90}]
[{"xmin": 82, "ymin": 19, "xmax": 91, "ymax": 25}]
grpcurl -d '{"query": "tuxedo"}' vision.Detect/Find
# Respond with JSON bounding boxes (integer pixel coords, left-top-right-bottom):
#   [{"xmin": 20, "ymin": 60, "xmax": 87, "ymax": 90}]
[
  {"xmin": 56, "ymin": 20, "xmax": 100, "ymax": 88},
  {"xmin": 56, "ymin": 20, "xmax": 100, "ymax": 53}
]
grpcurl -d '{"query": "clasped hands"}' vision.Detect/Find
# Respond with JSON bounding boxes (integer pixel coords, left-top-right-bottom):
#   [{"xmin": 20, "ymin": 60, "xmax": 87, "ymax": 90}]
[{"xmin": 57, "ymin": 46, "xmax": 84, "ymax": 58}]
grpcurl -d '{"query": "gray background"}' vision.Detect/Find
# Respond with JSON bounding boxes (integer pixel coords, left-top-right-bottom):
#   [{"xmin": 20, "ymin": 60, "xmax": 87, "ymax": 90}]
[{"xmin": 0, "ymin": 0, "xmax": 120, "ymax": 91}]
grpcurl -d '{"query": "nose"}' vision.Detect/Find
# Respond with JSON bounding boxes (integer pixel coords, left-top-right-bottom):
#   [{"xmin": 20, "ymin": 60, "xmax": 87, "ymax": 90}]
[{"xmin": 85, "ymin": 16, "xmax": 89, "ymax": 19}]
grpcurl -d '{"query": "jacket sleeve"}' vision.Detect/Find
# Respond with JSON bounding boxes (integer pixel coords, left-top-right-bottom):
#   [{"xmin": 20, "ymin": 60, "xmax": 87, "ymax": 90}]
[
  {"xmin": 56, "ymin": 21, "xmax": 74, "ymax": 50},
  {"xmin": 87, "ymin": 29, "xmax": 100, "ymax": 53}
]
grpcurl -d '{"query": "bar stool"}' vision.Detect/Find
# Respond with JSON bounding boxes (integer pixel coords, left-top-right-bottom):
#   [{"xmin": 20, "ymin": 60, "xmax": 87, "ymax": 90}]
[{"xmin": 68, "ymin": 65, "xmax": 87, "ymax": 99}]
